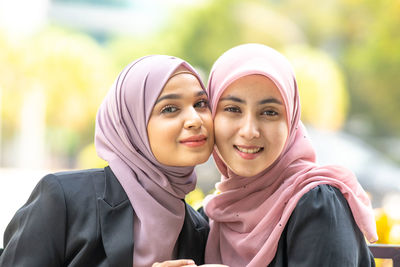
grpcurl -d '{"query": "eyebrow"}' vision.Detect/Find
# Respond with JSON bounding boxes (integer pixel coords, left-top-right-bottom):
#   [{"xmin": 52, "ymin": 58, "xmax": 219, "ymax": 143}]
[
  {"xmin": 155, "ymin": 90, "xmax": 206, "ymax": 104},
  {"xmin": 220, "ymin": 96, "xmax": 283, "ymax": 105},
  {"xmin": 219, "ymin": 96, "xmax": 245, "ymax": 103},
  {"xmin": 258, "ymin": 98, "xmax": 283, "ymax": 105}
]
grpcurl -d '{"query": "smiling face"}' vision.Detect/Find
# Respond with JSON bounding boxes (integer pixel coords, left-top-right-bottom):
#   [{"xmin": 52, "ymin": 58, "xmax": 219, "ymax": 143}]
[
  {"xmin": 214, "ymin": 74, "xmax": 289, "ymax": 177},
  {"xmin": 147, "ymin": 68, "xmax": 214, "ymax": 167}
]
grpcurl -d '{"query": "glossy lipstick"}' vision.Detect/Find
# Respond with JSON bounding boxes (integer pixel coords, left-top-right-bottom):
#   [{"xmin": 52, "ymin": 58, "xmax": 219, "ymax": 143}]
[{"xmin": 180, "ymin": 135, "xmax": 207, "ymax": 147}]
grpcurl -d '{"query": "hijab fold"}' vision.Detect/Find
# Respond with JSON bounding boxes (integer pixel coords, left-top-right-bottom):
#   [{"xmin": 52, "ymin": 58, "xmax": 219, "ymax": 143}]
[
  {"xmin": 95, "ymin": 55, "xmax": 204, "ymax": 267},
  {"xmin": 204, "ymin": 44, "xmax": 377, "ymax": 267}
]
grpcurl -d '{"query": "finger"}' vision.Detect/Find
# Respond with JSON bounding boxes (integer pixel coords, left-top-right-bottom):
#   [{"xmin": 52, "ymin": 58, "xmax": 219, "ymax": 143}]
[
  {"xmin": 153, "ymin": 259, "xmax": 196, "ymax": 267},
  {"xmin": 168, "ymin": 259, "xmax": 196, "ymax": 266}
]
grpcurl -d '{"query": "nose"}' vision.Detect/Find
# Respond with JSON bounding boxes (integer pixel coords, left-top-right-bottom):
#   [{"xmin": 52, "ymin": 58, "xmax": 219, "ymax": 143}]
[
  {"xmin": 238, "ymin": 114, "xmax": 260, "ymax": 140},
  {"xmin": 183, "ymin": 107, "xmax": 203, "ymax": 129}
]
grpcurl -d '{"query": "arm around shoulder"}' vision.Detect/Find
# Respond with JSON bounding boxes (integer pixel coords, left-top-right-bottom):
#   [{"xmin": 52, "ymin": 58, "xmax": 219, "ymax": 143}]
[{"xmin": 0, "ymin": 174, "xmax": 67, "ymax": 267}]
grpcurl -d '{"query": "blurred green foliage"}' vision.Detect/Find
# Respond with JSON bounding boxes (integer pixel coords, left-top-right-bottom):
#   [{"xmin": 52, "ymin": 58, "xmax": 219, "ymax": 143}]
[
  {"xmin": 0, "ymin": 0, "xmax": 399, "ymax": 168},
  {"xmin": 343, "ymin": 0, "xmax": 400, "ymax": 137}
]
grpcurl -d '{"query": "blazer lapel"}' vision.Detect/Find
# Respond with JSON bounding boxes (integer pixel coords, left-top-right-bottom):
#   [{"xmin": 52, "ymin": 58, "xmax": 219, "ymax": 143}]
[
  {"xmin": 98, "ymin": 166, "xmax": 134, "ymax": 267},
  {"xmin": 177, "ymin": 203, "xmax": 209, "ymax": 265}
]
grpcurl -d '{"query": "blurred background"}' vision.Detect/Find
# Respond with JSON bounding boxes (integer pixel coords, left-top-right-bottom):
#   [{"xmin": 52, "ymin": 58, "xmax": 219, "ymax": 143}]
[{"xmin": 0, "ymin": 0, "xmax": 399, "ymax": 263}]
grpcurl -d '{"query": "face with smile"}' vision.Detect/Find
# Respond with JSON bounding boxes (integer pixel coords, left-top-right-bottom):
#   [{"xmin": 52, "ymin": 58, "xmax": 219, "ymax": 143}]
[
  {"xmin": 147, "ymin": 67, "xmax": 214, "ymax": 167},
  {"xmin": 214, "ymin": 74, "xmax": 289, "ymax": 177}
]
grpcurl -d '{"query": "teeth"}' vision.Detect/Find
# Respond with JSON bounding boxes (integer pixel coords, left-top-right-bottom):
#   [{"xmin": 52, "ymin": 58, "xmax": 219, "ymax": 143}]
[{"xmin": 236, "ymin": 146, "xmax": 262, "ymax": 154}]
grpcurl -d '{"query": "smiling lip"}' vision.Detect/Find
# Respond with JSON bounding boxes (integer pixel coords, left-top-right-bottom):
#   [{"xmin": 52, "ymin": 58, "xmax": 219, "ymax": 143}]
[
  {"xmin": 234, "ymin": 145, "xmax": 264, "ymax": 160},
  {"xmin": 180, "ymin": 135, "xmax": 207, "ymax": 147}
]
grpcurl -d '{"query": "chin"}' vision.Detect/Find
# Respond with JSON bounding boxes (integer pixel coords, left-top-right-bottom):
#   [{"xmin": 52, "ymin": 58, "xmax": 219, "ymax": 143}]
[
  {"xmin": 172, "ymin": 154, "xmax": 211, "ymax": 167},
  {"xmin": 235, "ymin": 171, "xmax": 257, "ymax": 177},
  {"xmin": 231, "ymin": 166, "xmax": 262, "ymax": 177},
  {"xmin": 188, "ymin": 154, "xmax": 211, "ymax": 165}
]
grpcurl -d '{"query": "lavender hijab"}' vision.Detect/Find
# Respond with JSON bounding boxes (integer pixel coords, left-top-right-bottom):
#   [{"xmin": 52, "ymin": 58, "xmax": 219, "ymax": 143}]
[{"xmin": 95, "ymin": 55, "xmax": 204, "ymax": 266}]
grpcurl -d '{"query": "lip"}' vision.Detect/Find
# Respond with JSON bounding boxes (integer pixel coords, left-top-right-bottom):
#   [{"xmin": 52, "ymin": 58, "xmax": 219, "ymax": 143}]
[
  {"xmin": 234, "ymin": 145, "xmax": 264, "ymax": 160},
  {"xmin": 180, "ymin": 135, "xmax": 208, "ymax": 147}
]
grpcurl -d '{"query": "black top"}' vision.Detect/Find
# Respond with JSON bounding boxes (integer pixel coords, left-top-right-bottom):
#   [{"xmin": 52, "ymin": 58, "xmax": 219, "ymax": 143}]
[
  {"xmin": 269, "ymin": 185, "xmax": 375, "ymax": 267},
  {"xmin": 200, "ymin": 184, "xmax": 375, "ymax": 267},
  {"xmin": 0, "ymin": 167, "xmax": 209, "ymax": 267}
]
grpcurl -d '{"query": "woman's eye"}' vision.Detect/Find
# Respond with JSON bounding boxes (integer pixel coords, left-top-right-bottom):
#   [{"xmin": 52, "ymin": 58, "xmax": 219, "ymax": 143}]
[
  {"xmin": 224, "ymin": 106, "xmax": 241, "ymax": 113},
  {"xmin": 194, "ymin": 99, "xmax": 209, "ymax": 109},
  {"xmin": 262, "ymin": 110, "xmax": 278, "ymax": 116},
  {"xmin": 161, "ymin": 105, "xmax": 179, "ymax": 114}
]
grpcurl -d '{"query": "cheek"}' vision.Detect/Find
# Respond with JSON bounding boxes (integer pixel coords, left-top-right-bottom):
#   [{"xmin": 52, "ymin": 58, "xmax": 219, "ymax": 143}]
[
  {"xmin": 149, "ymin": 120, "xmax": 180, "ymax": 147},
  {"xmin": 271, "ymin": 121, "xmax": 289, "ymax": 150},
  {"xmin": 201, "ymin": 112, "xmax": 214, "ymax": 134},
  {"xmin": 214, "ymin": 115, "xmax": 233, "ymax": 149}
]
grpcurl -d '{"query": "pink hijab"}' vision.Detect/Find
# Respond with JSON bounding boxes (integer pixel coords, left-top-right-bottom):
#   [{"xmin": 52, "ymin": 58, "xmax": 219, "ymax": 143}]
[
  {"xmin": 95, "ymin": 55, "xmax": 205, "ymax": 266},
  {"xmin": 204, "ymin": 44, "xmax": 378, "ymax": 267}
]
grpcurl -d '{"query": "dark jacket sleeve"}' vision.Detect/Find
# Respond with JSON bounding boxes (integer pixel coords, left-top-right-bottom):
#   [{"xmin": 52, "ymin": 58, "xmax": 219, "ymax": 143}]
[
  {"xmin": 0, "ymin": 174, "xmax": 66, "ymax": 267},
  {"xmin": 270, "ymin": 184, "xmax": 375, "ymax": 267}
]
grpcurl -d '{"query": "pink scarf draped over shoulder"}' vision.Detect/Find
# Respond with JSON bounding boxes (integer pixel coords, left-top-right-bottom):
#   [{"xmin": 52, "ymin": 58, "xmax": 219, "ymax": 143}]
[{"xmin": 204, "ymin": 43, "xmax": 378, "ymax": 267}]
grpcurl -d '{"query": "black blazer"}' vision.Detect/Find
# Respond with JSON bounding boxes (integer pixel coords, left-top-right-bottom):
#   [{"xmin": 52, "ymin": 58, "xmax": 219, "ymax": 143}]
[{"xmin": 0, "ymin": 167, "xmax": 209, "ymax": 267}]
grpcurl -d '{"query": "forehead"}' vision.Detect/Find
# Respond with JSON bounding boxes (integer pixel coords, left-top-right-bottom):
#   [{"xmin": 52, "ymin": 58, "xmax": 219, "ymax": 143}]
[
  {"xmin": 221, "ymin": 74, "xmax": 283, "ymax": 100},
  {"xmin": 161, "ymin": 73, "xmax": 203, "ymax": 95}
]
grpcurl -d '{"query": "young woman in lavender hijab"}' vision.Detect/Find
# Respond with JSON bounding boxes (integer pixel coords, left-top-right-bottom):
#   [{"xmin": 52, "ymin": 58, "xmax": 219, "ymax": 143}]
[
  {"xmin": 0, "ymin": 55, "xmax": 214, "ymax": 267},
  {"xmin": 202, "ymin": 44, "xmax": 378, "ymax": 267}
]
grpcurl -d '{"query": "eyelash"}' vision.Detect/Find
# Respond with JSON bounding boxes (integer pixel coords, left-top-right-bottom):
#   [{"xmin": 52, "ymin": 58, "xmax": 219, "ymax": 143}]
[
  {"xmin": 224, "ymin": 106, "xmax": 241, "ymax": 113},
  {"xmin": 194, "ymin": 99, "xmax": 209, "ymax": 109},
  {"xmin": 160, "ymin": 99, "xmax": 209, "ymax": 114},
  {"xmin": 262, "ymin": 110, "xmax": 279, "ymax": 116},
  {"xmin": 224, "ymin": 106, "xmax": 279, "ymax": 116},
  {"xmin": 160, "ymin": 105, "xmax": 179, "ymax": 114}
]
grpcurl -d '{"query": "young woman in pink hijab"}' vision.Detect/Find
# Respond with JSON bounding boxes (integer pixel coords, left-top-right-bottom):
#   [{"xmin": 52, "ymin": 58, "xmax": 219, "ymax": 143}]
[
  {"xmin": 202, "ymin": 43, "xmax": 378, "ymax": 267},
  {"xmin": 0, "ymin": 55, "xmax": 214, "ymax": 267}
]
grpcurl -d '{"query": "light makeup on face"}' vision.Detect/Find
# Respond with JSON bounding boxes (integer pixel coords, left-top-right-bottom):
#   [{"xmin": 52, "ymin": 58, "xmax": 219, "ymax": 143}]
[
  {"xmin": 147, "ymin": 71, "xmax": 214, "ymax": 167},
  {"xmin": 214, "ymin": 74, "xmax": 288, "ymax": 177}
]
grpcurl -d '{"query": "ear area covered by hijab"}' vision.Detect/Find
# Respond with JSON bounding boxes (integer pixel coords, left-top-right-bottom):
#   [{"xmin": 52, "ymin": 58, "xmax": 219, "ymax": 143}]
[
  {"xmin": 204, "ymin": 44, "xmax": 378, "ymax": 267},
  {"xmin": 95, "ymin": 55, "xmax": 205, "ymax": 266}
]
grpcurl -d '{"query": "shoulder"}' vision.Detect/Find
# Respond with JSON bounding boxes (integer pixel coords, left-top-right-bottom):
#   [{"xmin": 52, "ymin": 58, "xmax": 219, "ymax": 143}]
[
  {"xmin": 287, "ymin": 184, "xmax": 368, "ymax": 254},
  {"xmin": 45, "ymin": 168, "xmax": 105, "ymax": 195},
  {"xmin": 298, "ymin": 184, "xmax": 345, "ymax": 205},
  {"xmin": 276, "ymin": 185, "xmax": 375, "ymax": 266},
  {"xmin": 290, "ymin": 184, "xmax": 354, "ymax": 232},
  {"xmin": 50, "ymin": 168, "xmax": 105, "ymax": 183},
  {"xmin": 295, "ymin": 184, "xmax": 350, "ymax": 217},
  {"xmin": 14, "ymin": 168, "xmax": 106, "ymax": 216},
  {"xmin": 22, "ymin": 168, "xmax": 107, "ymax": 220}
]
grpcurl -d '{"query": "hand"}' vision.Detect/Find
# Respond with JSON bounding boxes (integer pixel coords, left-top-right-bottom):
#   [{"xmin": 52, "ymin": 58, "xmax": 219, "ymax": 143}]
[
  {"xmin": 198, "ymin": 265, "xmax": 229, "ymax": 267},
  {"xmin": 152, "ymin": 259, "xmax": 197, "ymax": 267}
]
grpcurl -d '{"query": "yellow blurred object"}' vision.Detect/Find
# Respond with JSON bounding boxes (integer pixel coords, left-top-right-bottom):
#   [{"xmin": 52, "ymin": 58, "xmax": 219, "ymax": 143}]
[
  {"xmin": 374, "ymin": 258, "xmax": 393, "ymax": 267},
  {"xmin": 388, "ymin": 224, "xmax": 400, "ymax": 244},
  {"xmin": 77, "ymin": 143, "xmax": 108, "ymax": 169},
  {"xmin": 284, "ymin": 45, "xmax": 349, "ymax": 131},
  {"xmin": 375, "ymin": 208, "xmax": 391, "ymax": 244},
  {"xmin": 185, "ymin": 187, "xmax": 205, "ymax": 210}
]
